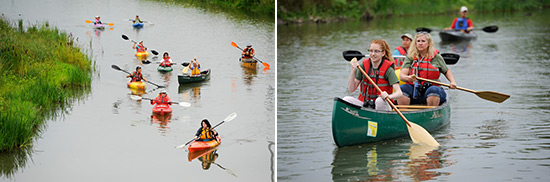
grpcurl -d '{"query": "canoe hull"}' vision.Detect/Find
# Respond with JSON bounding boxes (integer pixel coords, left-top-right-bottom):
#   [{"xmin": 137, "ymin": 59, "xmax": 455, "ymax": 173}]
[
  {"xmin": 240, "ymin": 58, "xmax": 257, "ymax": 69},
  {"xmin": 439, "ymin": 30, "xmax": 477, "ymax": 42},
  {"xmin": 188, "ymin": 136, "xmax": 221, "ymax": 153},
  {"xmin": 331, "ymin": 97, "xmax": 450, "ymax": 147},
  {"xmin": 157, "ymin": 66, "xmax": 173, "ymax": 72},
  {"xmin": 127, "ymin": 81, "xmax": 146, "ymax": 90},
  {"xmin": 177, "ymin": 69, "xmax": 211, "ymax": 84}
]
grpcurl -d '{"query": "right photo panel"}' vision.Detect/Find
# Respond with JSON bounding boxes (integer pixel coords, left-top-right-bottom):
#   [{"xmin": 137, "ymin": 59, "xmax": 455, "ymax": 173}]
[{"xmin": 277, "ymin": 0, "xmax": 550, "ymax": 181}]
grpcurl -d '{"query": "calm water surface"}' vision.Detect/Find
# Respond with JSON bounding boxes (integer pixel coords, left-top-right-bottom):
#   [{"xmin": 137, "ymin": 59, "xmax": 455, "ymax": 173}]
[
  {"xmin": 278, "ymin": 10, "xmax": 550, "ymax": 181},
  {"xmin": 0, "ymin": 0, "xmax": 274, "ymax": 181}
]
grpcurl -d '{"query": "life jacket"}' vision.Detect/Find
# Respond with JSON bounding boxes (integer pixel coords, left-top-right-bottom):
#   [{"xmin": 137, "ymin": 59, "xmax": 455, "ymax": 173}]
[
  {"xmin": 134, "ymin": 18, "xmax": 142, "ymax": 23},
  {"xmin": 136, "ymin": 44, "xmax": 145, "ymax": 52},
  {"xmin": 358, "ymin": 58, "xmax": 394, "ymax": 103},
  {"xmin": 243, "ymin": 48, "xmax": 254, "ymax": 58},
  {"xmin": 191, "ymin": 62, "xmax": 200, "ymax": 75},
  {"xmin": 160, "ymin": 57, "xmax": 171, "ymax": 67},
  {"xmin": 454, "ymin": 17, "xmax": 469, "ymax": 31},
  {"xmin": 94, "ymin": 18, "xmax": 102, "ymax": 25},
  {"xmin": 200, "ymin": 127, "xmax": 214, "ymax": 140},
  {"xmin": 131, "ymin": 71, "xmax": 142, "ymax": 82},
  {"xmin": 394, "ymin": 46, "xmax": 407, "ymax": 67},
  {"xmin": 407, "ymin": 52, "xmax": 441, "ymax": 86},
  {"xmin": 154, "ymin": 95, "xmax": 171, "ymax": 105}
]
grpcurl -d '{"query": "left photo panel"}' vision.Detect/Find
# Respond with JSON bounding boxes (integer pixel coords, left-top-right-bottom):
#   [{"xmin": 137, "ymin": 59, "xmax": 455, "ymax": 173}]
[{"xmin": 0, "ymin": 0, "xmax": 275, "ymax": 181}]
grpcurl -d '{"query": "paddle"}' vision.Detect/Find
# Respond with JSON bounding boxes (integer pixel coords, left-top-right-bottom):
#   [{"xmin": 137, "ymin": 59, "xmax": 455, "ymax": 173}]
[
  {"xmin": 176, "ymin": 112, "xmax": 238, "ymax": 149},
  {"xmin": 350, "ymin": 58, "xmax": 440, "ymax": 146},
  {"xmin": 128, "ymin": 19, "xmax": 154, "ymax": 25},
  {"xmin": 130, "ymin": 95, "xmax": 191, "ymax": 107},
  {"xmin": 212, "ymin": 162, "xmax": 238, "ymax": 177},
  {"xmin": 411, "ymin": 75, "xmax": 510, "ymax": 103},
  {"xmin": 342, "ymin": 50, "xmax": 460, "ymax": 65},
  {"xmin": 121, "ymin": 34, "xmax": 159, "ymax": 55},
  {"xmin": 111, "ymin": 64, "xmax": 166, "ymax": 88},
  {"xmin": 85, "ymin": 20, "xmax": 114, "ymax": 26},
  {"xmin": 230, "ymin": 42, "xmax": 270, "ymax": 68},
  {"xmin": 416, "ymin": 25, "xmax": 499, "ymax": 33},
  {"xmin": 182, "ymin": 58, "xmax": 195, "ymax": 74}
]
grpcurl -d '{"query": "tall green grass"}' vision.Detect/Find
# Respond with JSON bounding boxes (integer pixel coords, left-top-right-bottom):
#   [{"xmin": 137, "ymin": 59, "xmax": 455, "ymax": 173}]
[
  {"xmin": 0, "ymin": 18, "xmax": 92, "ymax": 152},
  {"xmin": 278, "ymin": 0, "xmax": 550, "ymax": 22}
]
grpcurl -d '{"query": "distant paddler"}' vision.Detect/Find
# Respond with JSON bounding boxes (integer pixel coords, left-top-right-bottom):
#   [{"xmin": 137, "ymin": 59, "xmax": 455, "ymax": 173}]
[
  {"xmin": 241, "ymin": 44, "xmax": 255, "ymax": 59},
  {"xmin": 444, "ymin": 6, "xmax": 474, "ymax": 33},
  {"xmin": 133, "ymin": 40, "xmax": 147, "ymax": 53},
  {"xmin": 343, "ymin": 39, "xmax": 403, "ymax": 110},
  {"xmin": 126, "ymin": 66, "xmax": 148, "ymax": 83}
]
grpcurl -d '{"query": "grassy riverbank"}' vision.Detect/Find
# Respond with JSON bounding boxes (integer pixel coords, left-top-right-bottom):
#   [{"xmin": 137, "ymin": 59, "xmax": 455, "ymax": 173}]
[
  {"xmin": 0, "ymin": 18, "xmax": 92, "ymax": 151},
  {"xmin": 156, "ymin": 0, "xmax": 274, "ymax": 18},
  {"xmin": 278, "ymin": 0, "xmax": 550, "ymax": 23}
]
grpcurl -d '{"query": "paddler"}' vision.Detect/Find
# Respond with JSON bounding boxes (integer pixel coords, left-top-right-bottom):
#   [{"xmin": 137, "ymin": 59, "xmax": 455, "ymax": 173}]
[
  {"xmin": 194, "ymin": 119, "xmax": 219, "ymax": 142},
  {"xmin": 397, "ymin": 32, "xmax": 458, "ymax": 106},
  {"xmin": 189, "ymin": 57, "xmax": 201, "ymax": 77},
  {"xmin": 392, "ymin": 33, "xmax": 413, "ymax": 67},
  {"xmin": 93, "ymin": 16, "xmax": 102, "ymax": 25},
  {"xmin": 159, "ymin": 52, "xmax": 173, "ymax": 67},
  {"xmin": 444, "ymin": 6, "xmax": 474, "ymax": 33},
  {"xmin": 241, "ymin": 44, "xmax": 255, "ymax": 59},
  {"xmin": 343, "ymin": 39, "xmax": 403, "ymax": 111},
  {"xmin": 150, "ymin": 90, "xmax": 172, "ymax": 106},
  {"xmin": 133, "ymin": 40, "xmax": 147, "ymax": 53},
  {"xmin": 133, "ymin": 15, "xmax": 142, "ymax": 23},
  {"xmin": 126, "ymin": 66, "xmax": 148, "ymax": 82}
]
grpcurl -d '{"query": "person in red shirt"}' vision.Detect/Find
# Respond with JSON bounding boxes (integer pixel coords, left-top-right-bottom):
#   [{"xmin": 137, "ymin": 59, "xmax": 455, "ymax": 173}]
[
  {"xmin": 150, "ymin": 90, "xmax": 172, "ymax": 106},
  {"xmin": 445, "ymin": 6, "xmax": 474, "ymax": 33},
  {"xmin": 241, "ymin": 44, "xmax": 255, "ymax": 59}
]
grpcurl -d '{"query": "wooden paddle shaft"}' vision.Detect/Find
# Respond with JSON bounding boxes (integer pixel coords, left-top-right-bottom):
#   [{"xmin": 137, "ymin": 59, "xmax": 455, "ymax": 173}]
[
  {"xmin": 353, "ymin": 59, "xmax": 411, "ymax": 127},
  {"xmin": 413, "ymin": 76, "xmax": 476, "ymax": 93}
]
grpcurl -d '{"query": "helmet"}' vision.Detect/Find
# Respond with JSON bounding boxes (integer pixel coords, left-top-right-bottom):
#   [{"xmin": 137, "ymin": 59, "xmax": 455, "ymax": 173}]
[
  {"xmin": 247, "ymin": 43, "xmax": 252, "ymax": 47},
  {"xmin": 139, "ymin": 40, "xmax": 143, "ymax": 43},
  {"xmin": 95, "ymin": 16, "xmax": 100, "ymax": 18},
  {"xmin": 136, "ymin": 66, "xmax": 141, "ymax": 70},
  {"xmin": 159, "ymin": 90, "xmax": 167, "ymax": 94}
]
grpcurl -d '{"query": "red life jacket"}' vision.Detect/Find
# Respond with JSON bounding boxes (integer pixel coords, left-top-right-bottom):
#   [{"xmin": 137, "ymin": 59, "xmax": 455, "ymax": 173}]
[
  {"xmin": 395, "ymin": 46, "xmax": 407, "ymax": 56},
  {"xmin": 136, "ymin": 44, "xmax": 145, "ymax": 52},
  {"xmin": 407, "ymin": 52, "xmax": 440, "ymax": 86},
  {"xmin": 154, "ymin": 95, "xmax": 171, "ymax": 105},
  {"xmin": 243, "ymin": 48, "xmax": 254, "ymax": 58},
  {"xmin": 160, "ymin": 57, "xmax": 171, "ymax": 67},
  {"xmin": 131, "ymin": 71, "xmax": 143, "ymax": 82},
  {"xmin": 358, "ymin": 58, "xmax": 394, "ymax": 102}
]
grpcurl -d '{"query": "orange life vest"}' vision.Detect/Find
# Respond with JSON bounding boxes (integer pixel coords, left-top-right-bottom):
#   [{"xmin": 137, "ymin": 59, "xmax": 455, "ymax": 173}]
[
  {"xmin": 243, "ymin": 48, "xmax": 254, "ymax": 59},
  {"xmin": 358, "ymin": 58, "xmax": 394, "ymax": 102}
]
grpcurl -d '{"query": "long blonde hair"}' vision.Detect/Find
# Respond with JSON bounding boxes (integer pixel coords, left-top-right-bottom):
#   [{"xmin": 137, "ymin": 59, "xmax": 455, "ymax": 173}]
[
  {"xmin": 407, "ymin": 32, "xmax": 436, "ymax": 60},
  {"xmin": 370, "ymin": 39, "xmax": 394, "ymax": 63}
]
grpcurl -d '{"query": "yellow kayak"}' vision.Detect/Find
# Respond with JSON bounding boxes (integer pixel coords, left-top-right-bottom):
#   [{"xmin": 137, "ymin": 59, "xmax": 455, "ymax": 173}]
[
  {"xmin": 135, "ymin": 51, "xmax": 149, "ymax": 59},
  {"xmin": 127, "ymin": 81, "xmax": 146, "ymax": 90}
]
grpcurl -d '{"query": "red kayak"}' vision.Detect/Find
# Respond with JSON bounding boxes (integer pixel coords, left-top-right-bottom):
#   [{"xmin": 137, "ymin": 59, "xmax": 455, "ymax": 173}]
[
  {"xmin": 152, "ymin": 104, "xmax": 172, "ymax": 115},
  {"xmin": 188, "ymin": 136, "xmax": 221, "ymax": 153},
  {"xmin": 188, "ymin": 147, "xmax": 217, "ymax": 161}
]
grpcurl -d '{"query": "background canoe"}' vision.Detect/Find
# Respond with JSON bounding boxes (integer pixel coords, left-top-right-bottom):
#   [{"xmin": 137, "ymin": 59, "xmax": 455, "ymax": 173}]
[
  {"xmin": 331, "ymin": 97, "xmax": 450, "ymax": 147},
  {"xmin": 439, "ymin": 30, "xmax": 477, "ymax": 41},
  {"xmin": 177, "ymin": 69, "xmax": 211, "ymax": 84}
]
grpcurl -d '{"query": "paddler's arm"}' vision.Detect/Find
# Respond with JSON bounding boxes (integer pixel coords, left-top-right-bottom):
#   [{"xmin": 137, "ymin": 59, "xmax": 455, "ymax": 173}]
[
  {"xmin": 444, "ymin": 70, "xmax": 457, "ymax": 89},
  {"xmin": 348, "ymin": 61, "xmax": 361, "ymax": 92}
]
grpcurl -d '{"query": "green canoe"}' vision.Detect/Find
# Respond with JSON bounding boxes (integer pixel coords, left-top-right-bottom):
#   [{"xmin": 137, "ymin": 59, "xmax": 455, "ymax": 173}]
[
  {"xmin": 157, "ymin": 66, "xmax": 173, "ymax": 72},
  {"xmin": 331, "ymin": 97, "xmax": 450, "ymax": 147},
  {"xmin": 177, "ymin": 69, "xmax": 211, "ymax": 84}
]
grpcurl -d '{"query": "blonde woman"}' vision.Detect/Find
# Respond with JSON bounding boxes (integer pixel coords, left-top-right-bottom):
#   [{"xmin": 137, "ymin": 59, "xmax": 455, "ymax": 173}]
[
  {"xmin": 397, "ymin": 32, "xmax": 457, "ymax": 106},
  {"xmin": 343, "ymin": 39, "xmax": 402, "ymax": 111}
]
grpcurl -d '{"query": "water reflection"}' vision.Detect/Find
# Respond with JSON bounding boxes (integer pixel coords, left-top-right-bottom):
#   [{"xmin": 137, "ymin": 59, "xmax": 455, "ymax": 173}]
[
  {"xmin": 150, "ymin": 113, "xmax": 172, "ymax": 134},
  {"xmin": 332, "ymin": 142, "xmax": 451, "ymax": 181},
  {"xmin": 0, "ymin": 148, "xmax": 32, "ymax": 179},
  {"xmin": 440, "ymin": 41, "xmax": 472, "ymax": 55},
  {"xmin": 178, "ymin": 83, "xmax": 204, "ymax": 103},
  {"xmin": 241, "ymin": 67, "xmax": 257, "ymax": 86}
]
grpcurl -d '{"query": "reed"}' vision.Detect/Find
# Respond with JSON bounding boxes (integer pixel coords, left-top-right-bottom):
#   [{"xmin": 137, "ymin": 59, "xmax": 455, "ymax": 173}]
[{"xmin": 0, "ymin": 18, "xmax": 92, "ymax": 151}]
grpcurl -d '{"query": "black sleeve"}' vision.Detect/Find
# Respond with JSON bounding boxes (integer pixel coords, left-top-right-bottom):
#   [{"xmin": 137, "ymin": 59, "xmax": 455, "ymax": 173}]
[{"xmin": 195, "ymin": 127, "xmax": 202, "ymax": 137}]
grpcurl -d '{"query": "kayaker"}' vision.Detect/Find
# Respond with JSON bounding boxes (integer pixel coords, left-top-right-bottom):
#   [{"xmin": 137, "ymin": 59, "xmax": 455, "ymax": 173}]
[
  {"xmin": 393, "ymin": 33, "xmax": 413, "ymax": 67},
  {"xmin": 199, "ymin": 150, "xmax": 218, "ymax": 170},
  {"xmin": 194, "ymin": 119, "xmax": 219, "ymax": 142},
  {"xmin": 150, "ymin": 90, "xmax": 172, "ymax": 106},
  {"xmin": 241, "ymin": 44, "xmax": 255, "ymax": 59},
  {"xmin": 397, "ymin": 32, "xmax": 457, "ymax": 106},
  {"xmin": 126, "ymin": 66, "xmax": 148, "ymax": 82},
  {"xmin": 133, "ymin": 15, "xmax": 142, "ymax": 23},
  {"xmin": 93, "ymin": 16, "xmax": 102, "ymax": 25},
  {"xmin": 133, "ymin": 40, "xmax": 147, "ymax": 52},
  {"xmin": 160, "ymin": 52, "xmax": 173, "ymax": 67},
  {"xmin": 343, "ymin": 39, "xmax": 403, "ymax": 111},
  {"xmin": 190, "ymin": 57, "xmax": 201, "ymax": 77},
  {"xmin": 445, "ymin": 6, "xmax": 474, "ymax": 33}
]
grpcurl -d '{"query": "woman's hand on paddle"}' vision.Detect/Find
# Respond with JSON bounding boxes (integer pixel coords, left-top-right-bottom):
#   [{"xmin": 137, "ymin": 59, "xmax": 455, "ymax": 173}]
[
  {"xmin": 380, "ymin": 91, "xmax": 389, "ymax": 99},
  {"xmin": 407, "ymin": 75, "xmax": 417, "ymax": 83},
  {"xmin": 449, "ymin": 82, "xmax": 457, "ymax": 89}
]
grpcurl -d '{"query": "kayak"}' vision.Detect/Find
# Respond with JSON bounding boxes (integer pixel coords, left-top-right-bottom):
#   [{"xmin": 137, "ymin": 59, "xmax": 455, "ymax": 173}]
[
  {"xmin": 439, "ymin": 30, "xmax": 477, "ymax": 42},
  {"xmin": 177, "ymin": 69, "xmax": 211, "ymax": 84},
  {"xmin": 129, "ymin": 87, "xmax": 146, "ymax": 95},
  {"xmin": 331, "ymin": 97, "xmax": 450, "ymax": 147},
  {"xmin": 188, "ymin": 136, "xmax": 221, "ymax": 153},
  {"xmin": 157, "ymin": 66, "xmax": 173, "ymax": 73},
  {"xmin": 152, "ymin": 104, "xmax": 172, "ymax": 115},
  {"xmin": 240, "ymin": 58, "xmax": 257, "ymax": 69},
  {"xmin": 132, "ymin": 22, "xmax": 144, "ymax": 28},
  {"xmin": 188, "ymin": 147, "xmax": 217, "ymax": 161},
  {"xmin": 135, "ymin": 51, "xmax": 149, "ymax": 59},
  {"xmin": 94, "ymin": 24, "xmax": 105, "ymax": 30},
  {"xmin": 127, "ymin": 81, "xmax": 146, "ymax": 90}
]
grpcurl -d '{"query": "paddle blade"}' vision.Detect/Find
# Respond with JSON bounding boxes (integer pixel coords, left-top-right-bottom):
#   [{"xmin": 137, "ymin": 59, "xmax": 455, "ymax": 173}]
[
  {"xmin": 416, "ymin": 27, "xmax": 433, "ymax": 33},
  {"xmin": 141, "ymin": 60, "xmax": 151, "ymax": 64},
  {"xmin": 121, "ymin": 34, "xmax": 129, "ymax": 40},
  {"xmin": 231, "ymin": 42, "xmax": 238, "ymax": 48},
  {"xmin": 130, "ymin": 95, "xmax": 142, "ymax": 100},
  {"xmin": 475, "ymin": 91, "xmax": 510, "ymax": 103},
  {"xmin": 182, "ymin": 65, "xmax": 190, "ymax": 74},
  {"xmin": 182, "ymin": 62, "xmax": 190, "ymax": 67},
  {"xmin": 111, "ymin": 64, "xmax": 121, "ymax": 70},
  {"xmin": 262, "ymin": 62, "xmax": 270, "ymax": 68},
  {"xmin": 482, "ymin": 25, "xmax": 498, "ymax": 33},
  {"xmin": 441, "ymin": 53, "xmax": 460, "ymax": 65},
  {"xmin": 85, "ymin": 20, "xmax": 92, "ymax": 23},
  {"xmin": 224, "ymin": 112, "xmax": 237, "ymax": 122},
  {"xmin": 342, "ymin": 50, "xmax": 365, "ymax": 61},
  {"xmin": 406, "ymin": 121, "xmax": 440, "ymax": 146},
  {"xmin": 107, "ymin": 23, "xmax": 114, "ymax": 26},
  {"xmin": 178, "ymin": 102, "xmax": 191, "ymax": 107},
  {"xmin": 151, "ymin": 50, "xmax": 159, "ymax": 55}
]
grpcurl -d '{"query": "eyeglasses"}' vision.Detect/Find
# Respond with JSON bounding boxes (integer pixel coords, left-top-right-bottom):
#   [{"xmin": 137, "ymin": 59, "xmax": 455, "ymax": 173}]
[
  {"xmin": 367, "ymin": 49, "xmax": 384, "ymax": 53},
  {"xmin": 417, "ymin": 31, "xmax": 429, "ymax": 35}
]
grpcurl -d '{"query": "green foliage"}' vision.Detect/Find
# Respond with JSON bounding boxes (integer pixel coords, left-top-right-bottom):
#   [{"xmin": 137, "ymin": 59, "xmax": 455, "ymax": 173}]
[
  {"xmin": 155, "ymin": 0, "xmax": 274, "ymax": 18},
  {"xmin": 0, "ymin": 18, "xmax": 92, "ymax": 151}
]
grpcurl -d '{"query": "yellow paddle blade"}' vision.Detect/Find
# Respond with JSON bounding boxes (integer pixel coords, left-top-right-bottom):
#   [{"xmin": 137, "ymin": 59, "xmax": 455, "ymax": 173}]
[
  {"xmin": 107, "ymin": 23, "xmax": 114, "ymax": 26},
  {"xmin": 406, "ymin": 121, "xmax": 440, "ymax": 147},
  {"xmin": 475, "ymin": 91, "xmax": 510, "ymax": 103},
  {"xmin": 85, "ymin": 20, "xmax": 92, "ymax": 23},
  {"xmin": 182, "ymin": 65, "xmax": 190, "ymax": 74}
]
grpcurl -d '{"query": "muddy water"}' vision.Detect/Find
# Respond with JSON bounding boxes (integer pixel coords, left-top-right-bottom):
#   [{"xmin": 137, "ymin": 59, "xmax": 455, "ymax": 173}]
[
  {"xmin": 0, "ymin": 0, "xmax": 274, "ymax": 181},
  {"xmin": 277, "ymin": 10, "xmax": 550, "ymax": 181}
]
